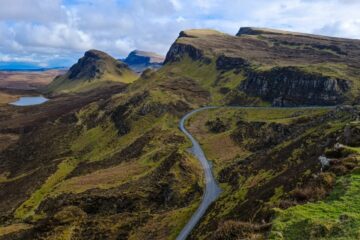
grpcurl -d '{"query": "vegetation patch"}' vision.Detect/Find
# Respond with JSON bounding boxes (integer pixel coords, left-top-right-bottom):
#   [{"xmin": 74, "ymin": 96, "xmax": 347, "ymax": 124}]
[
  {"xmin": 15, "ymin": 158, "xmax": 78, "ymax": 220},
  {"xmin": 270, "ymin": 170, "xmax": 360, "ymax": 239}
]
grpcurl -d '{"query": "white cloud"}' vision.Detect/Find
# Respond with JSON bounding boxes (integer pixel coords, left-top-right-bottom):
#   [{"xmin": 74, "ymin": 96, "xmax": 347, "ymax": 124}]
[
  {"xmin": 0, "ymin": 0, "xmax": 66, "ymax": 22},
  {"xmin": 0, "ymin": 0, "xmax": 359, "ymax": 67}
]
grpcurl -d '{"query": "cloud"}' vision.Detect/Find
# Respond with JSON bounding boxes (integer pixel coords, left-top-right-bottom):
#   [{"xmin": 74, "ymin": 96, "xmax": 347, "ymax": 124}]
[
  {"xmin": 0, "ymin": 0, "xmax": 66, "ymax": 22},
  {"xmin": 0, "ymin": 0, "xmax": 359, "ymax": 67}
]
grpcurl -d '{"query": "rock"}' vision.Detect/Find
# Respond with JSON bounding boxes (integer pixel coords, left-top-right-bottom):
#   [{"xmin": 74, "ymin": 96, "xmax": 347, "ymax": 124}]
[
  {"xmin": 343, "ymin": 124, "xmax": 352, "ymax": 144},
  {"xmin": 164, "ymin": 42, "xmax": 210, "ymax": 64},
  {"xmin": 216, "ymin": 55, "xmax": 250, "ymax": 71},
  {"xmin": 240, "ymin": 67, "xmax": 350, "ymax": 106},
  {"xmin": 206, "ymin": 118, "xmax": 228, "ymax": 133}
]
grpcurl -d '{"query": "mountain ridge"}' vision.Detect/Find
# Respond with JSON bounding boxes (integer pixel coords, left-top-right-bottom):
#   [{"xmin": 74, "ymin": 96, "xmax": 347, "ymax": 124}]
[{"xmin": 163, "ymin": 27, "xmax": 360, "ymax": 106}]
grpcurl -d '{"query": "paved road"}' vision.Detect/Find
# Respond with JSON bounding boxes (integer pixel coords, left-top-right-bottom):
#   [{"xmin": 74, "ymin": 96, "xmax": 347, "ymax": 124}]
[
  {"xmin": 176, "ymin": 107, "xmax": 222, "ymax": 240},
  {"xmin": 176, "ymin": 105, "xmax": 336, "ymax": 240}
]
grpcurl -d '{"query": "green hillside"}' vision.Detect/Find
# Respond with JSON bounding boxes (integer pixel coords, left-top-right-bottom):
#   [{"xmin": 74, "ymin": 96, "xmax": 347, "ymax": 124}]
[
  {"xmin": 1, "ymin": 28, "xmax": 360, "ymax": 239},
  {"xmin": 47, "ymin": 50, "xmax": 138, "ymax": 94}
]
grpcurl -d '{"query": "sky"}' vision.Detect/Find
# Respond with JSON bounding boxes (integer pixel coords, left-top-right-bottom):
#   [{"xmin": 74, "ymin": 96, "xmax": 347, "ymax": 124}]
[{"xmin": 0, "ymin": 0, "xmax": 360, "ymax": 68}]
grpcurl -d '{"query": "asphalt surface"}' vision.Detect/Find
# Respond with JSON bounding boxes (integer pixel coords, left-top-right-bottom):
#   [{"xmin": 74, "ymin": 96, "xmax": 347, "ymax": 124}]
[{"xmin": 176, "ymin": 107, "xmax": 222, "ymax": 240}]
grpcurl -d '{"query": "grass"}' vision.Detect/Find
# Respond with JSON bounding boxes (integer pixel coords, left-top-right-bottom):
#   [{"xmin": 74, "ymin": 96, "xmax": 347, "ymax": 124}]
[
  {"xmin": 72, "ymin": 111, "xmax": 178, "ymax": 163},
  {"xmin": 269, "ymin": 169, "xmax": 360, "ymax": 240},
  {"xmin": 185, "ymin": 106, "xmax": 347, "ymax": 239},
  {"xmin": 47, "ymin": 68, "xmax": 138, "ymax": 94},
  {"xmin": 127, "ymin": 201, "xmax": 200, "ymax": 240},
  {"xmin": 14, "ymin": 158, "xmax": 78, "ymax": 220},
  {"xmin": 0, "ymin": 92, "xmax": 19, "ymax": 105},
  {"xmin": 342, "ymin": 145, "xmax": 360, "ymax": 154},
  {"xmin": 185, "ymin": 107, "xmax": 331, "ymax": 173},
  {"xmin": 0, "ymin": 223, "xmax": 32, "ymax": 237},
  {"xmin": 160, "ymin": 56, "xmax": 249, "ymax": 105},
  {"xmin": 54, "ymin": 161, "xmax": 149, "ymax": 194},
  {"xmin": 0, "ymin": 133, "xmax": 19, "ymax": 152}
]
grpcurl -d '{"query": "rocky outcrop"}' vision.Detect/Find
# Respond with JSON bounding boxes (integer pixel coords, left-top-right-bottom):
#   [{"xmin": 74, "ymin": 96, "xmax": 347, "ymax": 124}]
[
  {"xmin": 236, "ymin": 27, "xmax": 264, "ymax": 36},
  {"xmin": 231, "ymin": 121, "xmax": 291, "ymax": 151},
  {"xmin": 67, "ymin": 50, "xmax": 129, "ymax": 81},
  {"xmin": 240, "ymin": 67, "xmax": 350, "ymax": 106},
  {"xmin": 164, "ymin": 42, "xmax": 209, "ymax": 64},
  {"xmin": 216, "ymin": 55, "xmax": 250, "ymax": 71}
]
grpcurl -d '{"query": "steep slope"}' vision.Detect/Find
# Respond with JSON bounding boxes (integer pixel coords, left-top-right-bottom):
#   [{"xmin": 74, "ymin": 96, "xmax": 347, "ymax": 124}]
[
  {"xmin": 47, "ymin": 50, "xmax": 138, "ymax": 94},
  {"xmin": 123, "ymin": 50, "xmax": 164, "ymax": 73},
  {"xmin": 164, "ymin": 28, "xmax": 360, "ymax": 106}
]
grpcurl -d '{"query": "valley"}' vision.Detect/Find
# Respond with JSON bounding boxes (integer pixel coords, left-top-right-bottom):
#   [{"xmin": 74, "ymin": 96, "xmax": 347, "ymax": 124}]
[
  {"xmin": 0, "ymin": 27, "xmax": 359, "ymax": 240},
  {"xmin": 0, "ymin": 70, "xmax": 65, "ymax": 91},
  {"xmin": 0, "ymin": 70, "xmax": 65, "ymax": 106}
]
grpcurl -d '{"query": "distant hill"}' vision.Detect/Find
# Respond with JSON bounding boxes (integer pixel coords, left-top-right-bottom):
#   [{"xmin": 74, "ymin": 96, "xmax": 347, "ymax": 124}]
[
  {"xmin": 0, "ymin": 67, "xmax": 67, "ymax": 72},
  {"xmin": 0, "ymin": 61, "xmax": 67, "ymax": 72},
  {"xmin": 123, "ymin": 50, "xmax": 164, "ymax": 73},
  {"xmin": 47, "ymin": 49, "xmax": 138, "ymax": 93}
]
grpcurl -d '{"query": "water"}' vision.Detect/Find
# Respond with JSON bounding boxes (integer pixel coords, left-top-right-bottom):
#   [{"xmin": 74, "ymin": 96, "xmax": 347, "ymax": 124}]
[{"xmin": 10, "ymin": 96, "xmax": 49, "ymax": 106}]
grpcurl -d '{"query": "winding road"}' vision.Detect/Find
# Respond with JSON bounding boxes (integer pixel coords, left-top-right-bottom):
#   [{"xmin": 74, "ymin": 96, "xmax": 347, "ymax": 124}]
[
  {"xmin": 176, "ymin": 107, "xmax": 222, "ymax": 240},
  {"xmin": 176, "ymin": 106, "xmax": 335, "ymax": 240}
]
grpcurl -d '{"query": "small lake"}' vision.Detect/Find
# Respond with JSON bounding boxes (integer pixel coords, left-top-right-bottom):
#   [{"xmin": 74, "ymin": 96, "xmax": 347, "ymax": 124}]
[{"xmin": 10, "ymin": 96, "xmax": 49, "ymax": 106}]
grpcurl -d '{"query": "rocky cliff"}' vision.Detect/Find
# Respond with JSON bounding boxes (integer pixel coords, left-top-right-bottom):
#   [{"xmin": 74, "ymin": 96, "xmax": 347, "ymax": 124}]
[
  {"xmin": 241, "ymin": 67, "xmax": 351, "ymax": 106},
  {"xmin": 163, "ymin": 27, "xmax": 360, "ymax": 105}
]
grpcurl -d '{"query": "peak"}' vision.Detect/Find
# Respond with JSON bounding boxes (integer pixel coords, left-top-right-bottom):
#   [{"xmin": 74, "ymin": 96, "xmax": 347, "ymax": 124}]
[
  {"xmin": 47, "ymin": 49, "xmax": 137, "ymax": 93},
  {"xmin": 236, "ymin": 27, "xmax": 296, "ymax": 36},
  {"xmin": 179, "ymin": 29, "xmax": 224, "ymax": 38},
  {"xmin": 84, "ymin": 49, "xmax": 113, "ymax": 59},
  {"xmin": 235, "ymin": 27, "xmax": 348, "ymax": 40}
]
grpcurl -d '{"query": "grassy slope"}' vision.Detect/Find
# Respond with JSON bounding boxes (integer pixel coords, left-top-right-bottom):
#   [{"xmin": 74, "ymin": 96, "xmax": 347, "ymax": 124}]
[
  {"xmin": 0, "ymin": 84, "xmax": 205, "ymax": 239},
  {"xmin": 47, "ymin": 70, "xmax": 138, "ymax": 94},
  {"xmin": 186, "ymin": 108, "xmax": 331, "ymax": 173},
  {"xmin": 270, "ymin": 169, "xmax": 360, "ymax": 240},
  {"xmin": 186, "ymin": 107, "xmax": 360, "ymax": 239},
  {"xmin": 46, "ymin": 50, "xmax": 139, "ymax": 94}
]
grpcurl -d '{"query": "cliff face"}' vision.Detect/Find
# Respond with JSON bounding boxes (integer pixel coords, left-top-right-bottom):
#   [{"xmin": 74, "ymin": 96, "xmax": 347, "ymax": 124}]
[
  {"xmin": 67, "ymin": 50, "xmax": 129, "ymax": 80},
  {"xmin": 164, "ymin": 42, "xmax": 207, "ymax": 64},
  {"xmin": 240, "ymin": 67, "xmax": 351, "ymax": 106},
  {"xmin": 163, "ymin": 27, "xmax": 360, "ymax": 105}
]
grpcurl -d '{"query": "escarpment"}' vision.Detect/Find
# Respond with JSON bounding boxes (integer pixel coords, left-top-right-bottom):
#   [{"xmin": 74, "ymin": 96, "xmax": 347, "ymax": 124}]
[
  {"xmin": 240, "ymin": 67, "xmax": 351, "ymax": 106},
  {"xmin": 164, "ymin": 42, "xmax": 207, "ymax": 64},
  {"xmin": 163, "ymin": 27, "xmax": 360, "ymax": 106}
]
